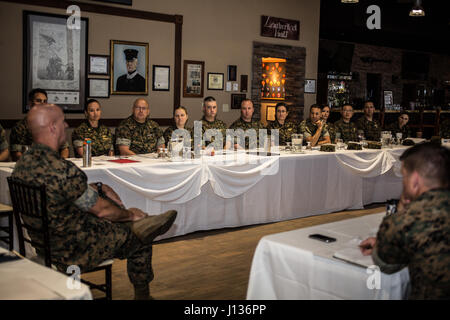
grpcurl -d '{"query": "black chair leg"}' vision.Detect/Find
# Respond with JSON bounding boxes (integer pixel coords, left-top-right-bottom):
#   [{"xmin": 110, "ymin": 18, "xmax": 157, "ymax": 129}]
[
  {"xmin": 105, "ymin": 265, "xmax": 112, "ymax": 300},
  {"xmin": 8, "ymin": 211, "xmax": 13, "ymax": 251}
]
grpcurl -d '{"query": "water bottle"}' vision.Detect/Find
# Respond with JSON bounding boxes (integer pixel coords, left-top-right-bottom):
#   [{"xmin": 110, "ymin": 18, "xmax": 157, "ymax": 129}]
[{"xmin": 83, "ymin": 138, "xmax": 92, "ymax": 167}]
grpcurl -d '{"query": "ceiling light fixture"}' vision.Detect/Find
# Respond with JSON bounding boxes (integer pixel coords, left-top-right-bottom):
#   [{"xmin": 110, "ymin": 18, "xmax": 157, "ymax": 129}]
[
  {"xmin": 341, "ymin": 0, "xmax": 359, "ymax": 3},
  {"xmin": 409, "ymin": 0, "xmax": 425, "ymax": 17}
]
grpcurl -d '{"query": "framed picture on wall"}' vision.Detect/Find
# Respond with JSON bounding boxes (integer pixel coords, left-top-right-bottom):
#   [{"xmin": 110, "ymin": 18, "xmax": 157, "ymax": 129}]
[
  {"xmin": 88, "ymin": 78, "xmax": 110, "ymax": 98},
  {"xmin": 183, "ymin": 60, "xmax": 204, "ymax": 98},
  {"xmin": 88, "ymin": 54, "xmax": 109, "ymax": 75},
  {"xmin": 152, "ymin": 65, "xmax": 170, "ymax": 91},
  {"xmin": 228, "ymin": 65, "xmax": 237, "ymax": 81},
  {"xmin": 110, "ymin": 40, "xmax": 149, "ymax": 95},
  {"xmin": 23, "ymin": 11, "xmax": 88, "ymax": 113},
  {"xmin": 305, "ymin": 79, "xmax": 316, "ymax": 94},
  {"xmin": 231, "ymin": 93, "xmax": 246, "ymax": 109},
  {"xmin": 207, "ymin": 73, "xmax": 224, "ymax": 90}
]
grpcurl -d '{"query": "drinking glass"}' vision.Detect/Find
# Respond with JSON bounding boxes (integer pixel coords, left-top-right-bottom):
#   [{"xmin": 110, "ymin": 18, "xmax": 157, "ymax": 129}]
[
  {"xmin": 357, "ymin": 130, "xmax": 365, "ymax": 142},
  {"xmin": 336, "ymin": 138, "xmax": 344, "ymax": 150},
  {"xmin": 381, "ymin": 131, "xmax": 392, "ymax": 148},
  {"xmin": 291, "ymin": 134, "xmax": 303, "ymax": 153},
  {"xmin": 396, "ymin": 132, "xmax": 402, "ymax": 145},
  {"xmin": 169, "ymin": 138, "xmax": 184, "ymax": 160},
  {"xmin": 285, "ymin": 142, "xmax": 291, "ymax": 152}
]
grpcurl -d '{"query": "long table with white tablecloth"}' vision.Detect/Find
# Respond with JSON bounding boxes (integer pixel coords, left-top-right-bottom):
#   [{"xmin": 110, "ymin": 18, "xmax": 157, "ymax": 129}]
[{"xmin": 0, "ymin": 147, "xmax": 407, "ymax": 242}]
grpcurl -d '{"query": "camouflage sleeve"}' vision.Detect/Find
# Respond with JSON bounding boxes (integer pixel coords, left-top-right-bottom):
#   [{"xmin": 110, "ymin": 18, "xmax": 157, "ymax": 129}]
[
  {"xmin": 9, "ymin": 122, "xmax": 27, "ymax": 152},
  {"xmin": 303, "ymin": 124, "xmax": 313, "ymax": 138},
  {"xmin": 61, "ymin": 161, "xmax": 91, "ymax": 203},
  {"xmin": 163, "ymin": 127, "xmax": 171, "ymax": 145},
  {"xmin": 355, "ymin": 118, "xmax": 364, "ymax": 131},
  {"xmin": 0, "ymin": 125, "xmax": 8, "ymax": 151},
  {"xmin": 321, "ymin": 125, "xmax": 330, "ymax": 137},
  {"xmin": 73, "ymin": 185, "xmax": 99, "ymax": 212},
  {"xmin": 374, "ymin": 213, "xmax": 410, "ymax": 266},
  {"xmin": 298, "ymin": 121, "xmax": 307, "ymax": 137},
  {"xmin": 154, "ymin": 124, "xmax": 165, "ymax": 146},
  {"xmin": 115, "ymin": 123, "xmax": 131, "ymax": 146},
  {"xmin": 371, "ymin": 247, "xmax": 406, "ymax": 274},
  {"xmin": 71, "ymin": 126, "xmax": 84, "ymax": 148}
]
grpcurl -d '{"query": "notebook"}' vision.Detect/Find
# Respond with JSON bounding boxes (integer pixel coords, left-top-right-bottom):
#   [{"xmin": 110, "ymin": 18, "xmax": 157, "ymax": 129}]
[{"xmin": 333, "ymin": 246, "xmax": 374, "ymax": 268}]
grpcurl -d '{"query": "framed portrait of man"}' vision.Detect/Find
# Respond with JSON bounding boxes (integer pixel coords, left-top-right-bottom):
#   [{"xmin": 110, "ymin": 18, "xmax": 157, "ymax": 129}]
[
  {"xmin": 23, "ymin": 11, "xmax": 88, "ymax": 113},
  {"xmin": 110, "ymin": 40, "xmax": 149, "ymax": 95}
]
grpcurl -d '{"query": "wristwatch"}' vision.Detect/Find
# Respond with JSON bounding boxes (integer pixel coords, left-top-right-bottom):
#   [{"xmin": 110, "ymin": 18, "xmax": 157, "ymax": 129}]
[{"xmin": 96, "ymin": 182, "xmax": 105, "ymax": 198}]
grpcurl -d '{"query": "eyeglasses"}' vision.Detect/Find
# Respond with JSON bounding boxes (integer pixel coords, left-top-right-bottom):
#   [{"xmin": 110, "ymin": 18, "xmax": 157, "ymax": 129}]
[{"xmin": 134, "ymin": 106, "xmax": 149, "ymax": 111}]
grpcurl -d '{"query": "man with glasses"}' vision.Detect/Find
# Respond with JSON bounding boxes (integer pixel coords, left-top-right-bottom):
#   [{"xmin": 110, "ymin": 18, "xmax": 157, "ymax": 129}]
[
  {"xmin": 334, "ymin": 104, "xmax": 358, "ymax": 143},
  {"xmin": 116, "ymin": 98, "xmax": 165, "ymax": 155},
  {"xmin": 9, "ymin": 88, "xmax": 69, "ymax": 161}
]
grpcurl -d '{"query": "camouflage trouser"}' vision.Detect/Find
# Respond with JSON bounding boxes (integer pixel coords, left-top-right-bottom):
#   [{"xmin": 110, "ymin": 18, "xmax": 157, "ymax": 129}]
[{"xmin": 54, "ymin": 222, "xmax": 153, "ymax": 287}]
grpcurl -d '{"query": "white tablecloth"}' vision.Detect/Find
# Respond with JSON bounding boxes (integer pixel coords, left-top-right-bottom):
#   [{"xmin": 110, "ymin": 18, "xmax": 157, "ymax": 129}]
[
  {"xmin": 246, "ymin": 212, "xmax": 410, "ymax": 300},
  {"xmin": 0, "ymin": 147, "xmax": 407, "ymax": 241},
  {"xmin": 0, "ymin": 247, "xmax": 92, "ymax": 300}
]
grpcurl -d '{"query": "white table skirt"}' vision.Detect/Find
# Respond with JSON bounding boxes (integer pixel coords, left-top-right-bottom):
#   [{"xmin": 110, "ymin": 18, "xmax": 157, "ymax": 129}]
[
  {"xmin": 0, "ymin": 247, "xmax": 92, "ymax": 300},
  {"xmin": 0, "ymin": 147, "xmax": 407, "ymax": 242},
  {"xmin": 246, "ymin": 212, "xmax": 410, "ymax": 300}
]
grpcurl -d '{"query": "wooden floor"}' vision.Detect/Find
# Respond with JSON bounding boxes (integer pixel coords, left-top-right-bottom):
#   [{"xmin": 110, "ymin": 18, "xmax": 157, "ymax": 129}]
[{"xmin": 83, "ymin": 204, "xmax": 385, "ymax": 300}]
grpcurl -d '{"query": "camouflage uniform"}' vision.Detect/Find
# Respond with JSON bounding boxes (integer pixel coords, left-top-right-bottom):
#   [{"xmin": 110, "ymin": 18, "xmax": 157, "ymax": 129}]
[
  {"xmin": 373, "ymin": 189, "xmax": 450, "ymax": 299},
  {"xmin": 228, "ymin": 117, "xmax": 266, "ymax": 149},
  {"xmin": 440, "ymin": 119, "xmax": 450, "ymax": 139},
  {"xmin": 385, "ymin": 121, "xmax": 413, "ymax": 139},
  {"xmin": 266, "ymin": 120, "xmax": 298, "ymax": 146},
  {"xmin": 72, "ymin": 121, "xmax": 114, "ymax": 157},
  {"xmin": 10, "ymin": 117, "xmax": 69, "ymax": 153},
  {"xmin": 323, "ymin": 122, "xmax": 336, "ymax": 143},
  {"xmin": 355, "ymin": 116, "xmax": 381, "ymax": 141},
  {"xmin": 194, "ymin": 117, "xmax": 227, "ymax": 149},
  {"xmin": 163, "ymin": 125, "xmax": 193, "ymax": 149},
  {"xmin": 333, "ymin": 119, "xmax": 358, "ymax": 143},
  {"xmin": 115, "ymin": 116, "xmax": 164, "ymax": 154},
  {"xmin": 298, "ymin": 119, "xmax": 330, "ymax": 143},
  {"xmin": 0, "ymin": 124, "xmax": 8, "ymax": 152},
  {"xmin": 12, "ymin": 143, "xmax": 154, "ymax": 286}
]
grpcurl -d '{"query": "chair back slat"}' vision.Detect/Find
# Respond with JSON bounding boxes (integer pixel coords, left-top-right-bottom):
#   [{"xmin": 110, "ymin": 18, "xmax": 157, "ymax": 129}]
[{"xmin": 7, "ymin": 177, "xmax": 52, "ymax": 267}]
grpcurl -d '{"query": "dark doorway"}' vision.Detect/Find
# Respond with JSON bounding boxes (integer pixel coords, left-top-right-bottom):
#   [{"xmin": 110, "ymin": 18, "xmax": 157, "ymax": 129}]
[{"xmin": 366, "ymin": 73, "xmax": 381, "ymax": 108}]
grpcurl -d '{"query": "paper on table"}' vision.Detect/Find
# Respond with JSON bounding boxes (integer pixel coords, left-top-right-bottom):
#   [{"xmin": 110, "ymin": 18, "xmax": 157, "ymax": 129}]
[{"xmin": 333, "ymin": 246, "xmax": 374, "ymax": 268}]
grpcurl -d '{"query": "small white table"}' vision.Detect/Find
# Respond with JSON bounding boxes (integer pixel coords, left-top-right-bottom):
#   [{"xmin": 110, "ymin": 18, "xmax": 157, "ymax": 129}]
[
  {"xmin": 246, "ymin": 212, "xmax": 410, "ymax": 300},
  {"xmin": 0, "ymin": 246, "xmax": 92, "ymax": 300}
]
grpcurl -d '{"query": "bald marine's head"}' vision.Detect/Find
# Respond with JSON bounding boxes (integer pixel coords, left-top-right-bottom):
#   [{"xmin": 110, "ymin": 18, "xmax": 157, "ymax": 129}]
[{"xmin": 27, "ymin": 104, "xmax": 68, "ymax": 151}]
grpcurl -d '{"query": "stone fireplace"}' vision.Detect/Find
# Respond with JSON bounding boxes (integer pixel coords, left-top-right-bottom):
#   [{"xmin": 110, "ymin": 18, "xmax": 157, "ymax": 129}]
[{"xmin": 251, "ymin": 41, "xmax": 306, "ymax": 124}]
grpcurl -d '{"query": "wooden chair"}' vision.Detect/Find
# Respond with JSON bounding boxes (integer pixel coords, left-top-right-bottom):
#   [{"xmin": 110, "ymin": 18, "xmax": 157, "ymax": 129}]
[
  {"xmin": 0, "ymin": 203, "xmax": 14, "ymax": 250},
  {"xmin": 7, "ymin": 177, "xmax": 113, "ymax": 300}
]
